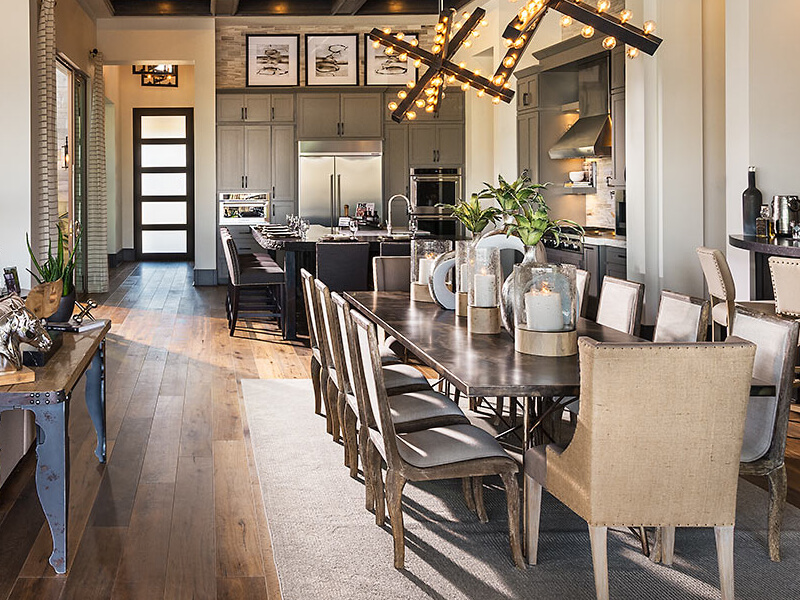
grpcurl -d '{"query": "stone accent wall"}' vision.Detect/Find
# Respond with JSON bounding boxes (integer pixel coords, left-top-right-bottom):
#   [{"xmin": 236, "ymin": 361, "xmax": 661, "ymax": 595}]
[{"xmin": 216, "ymin": 22, "xmax": 436, "ymax": 89}]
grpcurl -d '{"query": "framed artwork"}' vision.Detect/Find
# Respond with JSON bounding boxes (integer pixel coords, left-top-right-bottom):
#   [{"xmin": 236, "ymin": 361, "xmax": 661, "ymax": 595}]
[
  {"xmin": 246, "ymin": 34, "xmax": 300, "ymax": 87},
  {"xmin": 364, "ymin": 33, "xmax": 418, "ymax": 86},
  {"xmin": 305, "ymin": 34, "xmax": 359, "ymax": 86}
]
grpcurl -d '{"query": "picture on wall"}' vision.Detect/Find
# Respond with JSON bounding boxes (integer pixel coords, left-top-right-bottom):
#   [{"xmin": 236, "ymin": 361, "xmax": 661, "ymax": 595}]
[
  {"xmin": 365, "ymin": 33, "xmax": 418, "ymax": 86},
  {"xmin": 247, "ymin": 34, "xmax": 299, "ymax": 87},
  {"xmin": 305, "ymin": 34, "xmax": 359, "ymax": 86}
]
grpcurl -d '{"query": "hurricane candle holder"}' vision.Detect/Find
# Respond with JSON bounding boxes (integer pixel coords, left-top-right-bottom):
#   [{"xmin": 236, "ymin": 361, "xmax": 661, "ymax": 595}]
[
  {"xmin": 455, "ymin": 240, "xmax": 471, "ymax": 318},
  {"xmin": 411, "ymin": 239, "xmax": 452, "ymax": 303},
  {"xmin": 514, "ymin": 263, "xmax": 578, "ymax": 356},
  {"xmin": 467, "ymin": 246, "xmax": 502, "ymax": 334}
]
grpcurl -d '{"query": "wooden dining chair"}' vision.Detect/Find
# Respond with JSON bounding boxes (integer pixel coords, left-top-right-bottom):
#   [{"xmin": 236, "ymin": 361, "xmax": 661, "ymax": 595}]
[
  {"xmin": 350, "ymin": 308, "xmax": 526, "ymax": 570},
  {"xmin": 525, "ymin": 337, "xmax": 756, "ymax": 600},
  {"xmin": 373, "ymin": 256, "xmax": 411, "ymax": 292},
  {"xmin": 300, "ymin": 269, "xmax": 325, "ymax": 420},
  {"xmin": 595, "ymin": 276, "xmax": 644, "ymax": 336},
  {"xmin": 652, "ymin": 290, "xmax": 710, "ymax": 342},
  {"xmin": 731, "ymin": 306, "xmax": 799, "ymax": 561}
]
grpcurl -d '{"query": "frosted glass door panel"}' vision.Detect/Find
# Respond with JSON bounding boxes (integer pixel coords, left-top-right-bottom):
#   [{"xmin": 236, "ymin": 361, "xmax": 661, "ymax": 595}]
[
  {"xmin": 141, "ymin": 144, "xmax": 186, "ymax": 168},
  {"xmin": 141, "ymin": 173, "xmax": 187, "ymax": 196},
  {"xmin": 141, "ymin": 202, "xmax": 187, "ymax": 225},
  {"xmin": 142, "ymin": 230, "xmax": 187, "ymax": 254},
  {"xmin": 141, "ymin": 115, "xmax": 186, "ymax": 139}
]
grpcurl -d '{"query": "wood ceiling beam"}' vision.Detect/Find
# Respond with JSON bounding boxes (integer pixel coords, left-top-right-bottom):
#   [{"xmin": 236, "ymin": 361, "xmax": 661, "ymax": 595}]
[
  {"xmin": 212, "ymin": 0, "xmax": 240, "ymax": 15},
  {"xmin": 331, "ymin": 0, "xmax": 369, "ymax": 15}
]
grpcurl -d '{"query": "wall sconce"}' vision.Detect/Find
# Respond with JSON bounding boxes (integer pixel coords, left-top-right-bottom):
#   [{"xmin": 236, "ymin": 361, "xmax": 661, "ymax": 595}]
[{"xmin": 61, "ymin": 136, "xmax": 69, "ymax": 170}]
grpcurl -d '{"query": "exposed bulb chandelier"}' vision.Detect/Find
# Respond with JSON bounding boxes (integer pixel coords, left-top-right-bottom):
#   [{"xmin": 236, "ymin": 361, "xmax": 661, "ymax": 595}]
[{"xmin": 369, "ymin": 0, "xmax": 662, "ymax": 123}]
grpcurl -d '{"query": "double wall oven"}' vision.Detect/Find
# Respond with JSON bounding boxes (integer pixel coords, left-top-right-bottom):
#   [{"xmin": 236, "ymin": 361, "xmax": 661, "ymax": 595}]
[{"xmin": 409, "ymin": 167, "xmax": 464, "ymax": 238}]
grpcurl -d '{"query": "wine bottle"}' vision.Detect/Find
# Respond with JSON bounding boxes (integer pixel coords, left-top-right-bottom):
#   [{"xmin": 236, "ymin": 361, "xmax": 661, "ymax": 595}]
[{"xmin": 742, "ymin": 166, "xmax": 762, "ymax": 236}]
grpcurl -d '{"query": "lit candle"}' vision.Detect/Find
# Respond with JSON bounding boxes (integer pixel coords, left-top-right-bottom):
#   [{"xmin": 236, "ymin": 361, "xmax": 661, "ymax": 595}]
[
  {"xmin": 459, "ymin": 264, "xmax": 469, "ymax": 293},
  {"xmin": 418, "ymin": 256, "xmax": 435, "ymax": 283},
  {"xmin": 525, "ymin": 286, "xmax": 563, "ymax": 331},
  {"xmin": 473, "ymin": 271, "xmax": 497, "ymax": 307}
]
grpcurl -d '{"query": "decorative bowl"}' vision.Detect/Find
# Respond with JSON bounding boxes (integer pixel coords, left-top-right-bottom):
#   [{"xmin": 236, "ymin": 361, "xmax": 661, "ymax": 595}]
[{"xmin": 568, "ymin": 171, "xmax": 585, "ymax": 183}]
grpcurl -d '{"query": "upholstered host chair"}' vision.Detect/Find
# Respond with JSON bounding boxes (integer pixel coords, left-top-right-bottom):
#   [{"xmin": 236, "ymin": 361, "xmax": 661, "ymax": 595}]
[
  {"xmin": 373, "ymin": 256, "xmax": 411, "ymax": 293},
  {"xmin": 525, "ymin": 338, "xmax": 756, "ymax": 600},
  {"xmin": 316, "ymin": 241, "xmax": 370, "ymax": 292},
  {"xmin": 350, "ymin": 308, "xmax": 525, "ymax": 570},
  {"xmin": 595, "ymin": 276, "xmax": 644, "ymax": 336},
  {"xmin": 769, "ymin": 256, "xmax": 800, "ymax": 317},
  {"xmin": 653, "ymin": 290, "xmax": 710, "ymax": 342},
  {"xmin": 731, "ymin": 306, "xmax": 799, "ymax": 561}
]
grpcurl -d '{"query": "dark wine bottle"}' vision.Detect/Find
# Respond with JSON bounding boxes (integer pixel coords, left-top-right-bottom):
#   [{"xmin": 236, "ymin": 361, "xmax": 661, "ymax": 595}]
[{"xmin": 742, "ymin": 166, "xmax": 762, "ymax": 236}]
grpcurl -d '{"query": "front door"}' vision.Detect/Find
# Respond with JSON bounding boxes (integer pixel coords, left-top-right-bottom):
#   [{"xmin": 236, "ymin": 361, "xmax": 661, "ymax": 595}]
[{"xmin": 133, "ymin": 108, "xmax": 194, "ymax": 260}]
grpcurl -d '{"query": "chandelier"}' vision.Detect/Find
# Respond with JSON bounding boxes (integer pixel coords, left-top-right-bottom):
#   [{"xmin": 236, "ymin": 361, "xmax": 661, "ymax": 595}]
[{"xmin": 369, "ymin": 0, "xmax": 662, "ymax": 123}]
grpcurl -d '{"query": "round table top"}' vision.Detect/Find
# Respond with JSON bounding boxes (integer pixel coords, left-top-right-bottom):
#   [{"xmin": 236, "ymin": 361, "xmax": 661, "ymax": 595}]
[{"xmin": 728, "ymin": 234, "xmax": 800, "ymax": 258}]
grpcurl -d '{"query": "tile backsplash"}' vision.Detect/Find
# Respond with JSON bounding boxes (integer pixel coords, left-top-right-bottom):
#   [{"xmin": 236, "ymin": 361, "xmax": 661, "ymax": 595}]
[{"xmin": 584, "ymin": 157, "xmax": 616, "ymax": 229}]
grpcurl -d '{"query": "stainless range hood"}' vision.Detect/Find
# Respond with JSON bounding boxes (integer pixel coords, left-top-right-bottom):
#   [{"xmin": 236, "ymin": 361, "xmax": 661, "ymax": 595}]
[{"xmin": 548, "ymin": 114, "xmax": 611, "ymax": 159}]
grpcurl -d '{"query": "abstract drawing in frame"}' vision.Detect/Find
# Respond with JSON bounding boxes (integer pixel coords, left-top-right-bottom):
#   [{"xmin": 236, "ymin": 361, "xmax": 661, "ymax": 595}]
[
  {"xmin": 364, "ymin": 33, "xmax": 418, "ymax": 86},
  {"xmin": 305, "ymin": 34, "xmax": 359, "ymax": 86},
  {"xmin": 247, "ymin": 34, "xmax": 299, "ymax": 87}
]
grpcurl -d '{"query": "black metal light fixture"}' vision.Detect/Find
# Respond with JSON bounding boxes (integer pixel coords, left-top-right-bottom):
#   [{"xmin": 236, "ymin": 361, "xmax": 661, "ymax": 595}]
[{"xmin": 369, "ymin": 0, "xmax": 662, "ymax": 122}]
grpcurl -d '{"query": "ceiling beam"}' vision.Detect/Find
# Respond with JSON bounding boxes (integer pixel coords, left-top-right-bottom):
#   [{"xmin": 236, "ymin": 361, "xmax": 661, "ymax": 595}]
[
  {"xmin": 331, "ymin": 0, "xmax": 369, "ymax": 15},
  {"xmin": 212, "ymin": 0, "xmax": 240, "ymax": 15}
]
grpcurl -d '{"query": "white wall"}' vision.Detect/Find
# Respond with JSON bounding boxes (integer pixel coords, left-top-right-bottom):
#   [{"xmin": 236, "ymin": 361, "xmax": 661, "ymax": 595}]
[{"xmin": 97, "ymin": 17, "xmax": 217, "ymax": 278}]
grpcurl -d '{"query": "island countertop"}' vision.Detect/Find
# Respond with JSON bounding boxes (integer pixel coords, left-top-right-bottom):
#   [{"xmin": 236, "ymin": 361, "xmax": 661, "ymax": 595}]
[{"xmin": 728, "ymin": 234, "xmax": 800, "ymax": 258}]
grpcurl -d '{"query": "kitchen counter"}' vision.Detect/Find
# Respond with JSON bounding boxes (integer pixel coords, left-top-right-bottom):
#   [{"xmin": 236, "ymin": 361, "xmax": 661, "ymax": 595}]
[
  {"xmin": 729, "ymin": 234, "xmax": 800, "ymax": 300},
  {"xmin": 584, "ymin": 232, "xmax": 626, "ymax": 249}
]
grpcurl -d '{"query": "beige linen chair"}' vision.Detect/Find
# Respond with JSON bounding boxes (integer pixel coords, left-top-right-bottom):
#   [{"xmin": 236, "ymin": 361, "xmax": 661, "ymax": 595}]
[
  {"xmin": 373, "ymin": 256, "xmax": 411, "ymax": 292},
  {"xmin": 525, "ymin": 337, "xmax": 756, "ymax": 600},
  {"xmin": 769, "ymin": 256, "xmax": 800, "ymax": 317},
  {"xmin": 350, "ymin": 308, "xmax": 526, "ymax": 570},
  {"xmin": 653, "ymin": 290, "xmax": 709, "ymax": 342},
  {"xmin": 595, "ymin": 276, "xmax": 644, "ymax": 336},
  {"xmin": 731, "ymin": 306, "xmax": 799, "ymax": 561}
]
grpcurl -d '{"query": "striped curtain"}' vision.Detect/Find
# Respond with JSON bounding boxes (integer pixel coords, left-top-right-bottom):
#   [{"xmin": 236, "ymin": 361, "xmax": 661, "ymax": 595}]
[
  {"xmin": 36, "ymin": 0, "xmax": 58, "ymax": 259},
  {"xmin": 87, "ymin": 51, "xmax": 109, "ymax": 293}
]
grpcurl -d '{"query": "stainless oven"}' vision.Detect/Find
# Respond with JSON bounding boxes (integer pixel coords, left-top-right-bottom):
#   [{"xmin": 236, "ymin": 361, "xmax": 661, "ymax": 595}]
[{"xmin": 410, "ymin": 167, "xmax": 462, "ymax": 214}]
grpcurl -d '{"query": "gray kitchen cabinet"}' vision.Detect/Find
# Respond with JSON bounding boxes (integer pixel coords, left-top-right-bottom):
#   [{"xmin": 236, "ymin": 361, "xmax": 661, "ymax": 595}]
[
  {"xmin": 217, "ymin": 124, "xmax": 294, "ymax": 195},
  {"xmin": 271, "ymin": 125, "xmax": 296, "ymax": 202},
  {"xmin": 517, "ymin": 111, "xmax": 539, "ymax": 181},
  {"xmin": 216, "ymin": 94, "xmax": 293, "ymax": 123},
  {"xmin": 217, "ymin": 126, "xmax": 246, "ymax": 190},
  {"xmin": 517, "ymin": 74, "xmax": 538, "ymax": 111},
  {"xmin": 270, "ymin": 201, "xmax": 294, "ymax": 225},
  {"xmin": 244, "ymin": 126, "xmax": 272, "ymax": 191},
  {"xmin": 605, "ymin": 246, "xmax": 627, "ymax": 279},
  {"xmin": 409, "ymin": 124, "xmax": 438, "ymax": 165},
  {"xmin": 436, "ymin": 123, "xmax": 464, "ymax": 165},
  {"xmin": 297, "ymin": 93, "xmax": 381, "ymax": 139},
  {"xmin": 383, "ymin": 90, "xmax": 464, "ymax": 122},
  {"xmin": 610, "ymin": 45, "xmax": 625, "ymax": 92},
  {"xmin": 408, "ymin": 123, "xmax": 463, "ymax": 166},
  {"xmin": 383, "ymin": 124, "xmax": 409, "ymax": 198},
  {"xmin": 217, "ymin": 95, "xmax": 247, "ymax": 122},
  {"xmin": 270, "ymin": 95, "xmax": 295, "ymax": 122},
  {"xmin": 610, "ymin": 91, "xmax": 625, "ymax": 187}
]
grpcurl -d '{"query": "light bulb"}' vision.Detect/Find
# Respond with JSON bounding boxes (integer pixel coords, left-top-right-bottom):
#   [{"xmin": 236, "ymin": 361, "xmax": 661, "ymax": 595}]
[
  {"xmin": 581, "ymin": 25, "xmax": 595, "ymax": 38},
  {"xmin": 474, "ymin": 69, "xmax": 481, "ymax": 76},
  {"xmin": 432, "ymin": 44, "xmax": 441, "ymax": 52},
  {"xmin": 492, "ymin": 96, "xmax": 501, "ymax": 105},
  {"xmin": 461, "ymin": 82, "xmax": 470, "ymax": 91},
  {"xmin": 514, "ymin": 38, "xmax": 525, "ymax": 48},
  {"xmin": 602, "ymin": 36, "xmax": 617, "ymax": 49},
  {"xmin": 597, "ymin": 0, "xmax": 610, "ymax": 13},
  {"xmin": 410, "ymin": 39, "xmax": 419, "ymax": 46},
  {"xmin": 503, "ymin": 81, "xmax": 512, "ymax": 88},
  {"xmin": 619, "ymin": 9, "xmax": 632, "ymax": 23},
  {"xmin": 388, "ymin": 101, "xmax": 398, "ymax": 111},
  {"xmin": 504, "ymin": 38, "xmax": 513, "ymax": 47},
  {"xmin": 447, "ymin": 75, "xmax": 456, "ymax": 83},
  {"xmin": 383, "ymin": 27, "xmax": 391, "ymax": 34},
  {"xmin": 435, "ymin": 23, "xmax": 444, "ymax": 32},
  {"xmin": 480, "ymin": 19, "xmax": 488, "ymax": 27},
  {"xmin": 560, "ymin": 15, "xmax": 573, "ymax": 28},
  {"xmin": 464, "ymin": 40, "xmax": 472, "ymax": 48},
  {"xmin": 643, "ymin": 20, "xmax": 656, "ymax": 35},
  {"xmin": 518, "ymin": 9, "xmax": 528, "ymax": 21},
  {"xmin": 455, "ymin": 22, "xmax": 463, "ymax": 30},
  {"xmin": 424, "ymin": 87, "xmax": 435, "ymax": 96},
  {"xmin": 425, "ymin": 105, "xmax": 435, "ymax": 113},
  {"xmin": 435, "ymin": 34, "xmax": 444, "ymax": 44},
  {"xmin": 415, "ymin": 99, "xmax": 425, "ymax": 108},
  {"xmin": 463, "ymin": 11, "xmax": 470, "ymax": 19},
  {"xmin": 477, "ymin": 89, "xmax": 485, "ymax": 97},
  {"xmin": 472, "ymin": 30, "xmax": 480, "ymax": 37},
  {"xmin": 433, "ymin": 76, "xmax": 443, "ymax": 86},
  {"xmin": 385, "ymin": 47, "xmax": 394, "ymax": 55},
  {"xmin": 372, "ymin": 40, "xmax": 380, "ymax": 49},
  {"xmin": 503, "ymin": 55, "xmax": 516, "ymax": 68},
  {"xmin": 459, "ymin": 62, "xmax": 466, "ymax": 68},
  {"xmin": 626, "ymin": 46, "xmax": 639, "ymax": 59},
  {"xmin": 406, "ymin": 80, "xmax": 415, "ymax": 88},
  {"xmin": 398, "ymin": 90, "xmax": 407, "ymax": 99},
  {"xmin": 396, "ymin": 32, "xmax": 404, "ymax": 40},
  {"xmin": 407, "ymin": 111, "xmax": 417, "ymax": 120},
  {"xmin": 414, "ymin": 59, "xmax": 422, "ymax": 68},
  {"xmin": 493, "ymin": 75, "xmax": 504, "ymax": 85},
  {"xmin": 398, "ymin": 53, "xmax": 407, "ymax": 61}
]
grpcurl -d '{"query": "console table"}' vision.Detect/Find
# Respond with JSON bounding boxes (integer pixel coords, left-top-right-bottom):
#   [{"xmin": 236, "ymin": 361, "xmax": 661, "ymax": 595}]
[{"xmin": 0, "ymin": 320, "xmax": 110, "ymax": 574}]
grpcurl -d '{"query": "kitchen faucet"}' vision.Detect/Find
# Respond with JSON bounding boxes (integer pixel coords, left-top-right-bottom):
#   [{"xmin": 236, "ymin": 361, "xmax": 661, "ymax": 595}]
[{"xmin": 387, "ymin": 194, "xmax": 415, "ymax": 237}]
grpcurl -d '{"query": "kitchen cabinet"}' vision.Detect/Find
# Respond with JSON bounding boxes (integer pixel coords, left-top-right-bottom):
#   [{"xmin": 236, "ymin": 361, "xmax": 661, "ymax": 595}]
[
  {"xmin": 271, "ymin": 125, "xmax": 296, "ymax": 203},
  {"xmin": 517, "ymin": 111, "xmax": 539, "ymax": 181},
  {"xmin": 217, "ymin": 124, "xmax": 295, "ymax": 197},
  {"xmin": 517, "ymin": 74, "xmax": 538, "ymax": 111},
  {"xmin": 605, "ymin": 246, "xmax": 627, "ymax": 280},
  {"xmin": 297, "ymin": 93, "xmax": 382, "ymax": 139},
  {"xmin": 383, "ymin": 90, "xmax": 464, "ymax": 122},
  {"xmin": 384, "ymin": 123, "xmax": 409, "ymax": 197},
  {"xmin": 216, "ymin": 93, "xmax": 295, "ymax": 123},
  {"xmin": 610, "ymin": 91, "xmax": 625, "ymax": 187},
  {"xmin": 270, "ymin": 201, "xmax": 294, "ymax": 225},
  {"xmin": 217, "ymin": 126, "xmax": 246, "ymax": 190},
  {"xmin": 409, "ymin": 123, "xmax": 463, "ymax": 166},
  {"xmin": 610, "ymin": 46, "xmax": 625, "ymax": 92}
]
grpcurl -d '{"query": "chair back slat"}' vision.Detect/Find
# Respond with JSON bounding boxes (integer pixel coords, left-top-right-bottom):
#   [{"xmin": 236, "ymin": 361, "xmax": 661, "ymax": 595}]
[
  {"xmin": 331, "ymin": 293, "xmax": 359, "ymax": 398},
  {"xmin": 653, "ymin": 290, "xmax": 709, "ymax": 342},
  {"xmin": 300, "ymin": 269, "xmax": 319, "ymax": 350},
  {"xmin": 315, "ymin": 279, "xmax": 349, "ymax": 392},
  {"xmin": 769, "ymin": 257, "xmax": 800, "ymax": 317},
  {"xmin": 595, "ymin": 276, "xmax": 644, "ymax": 336}
]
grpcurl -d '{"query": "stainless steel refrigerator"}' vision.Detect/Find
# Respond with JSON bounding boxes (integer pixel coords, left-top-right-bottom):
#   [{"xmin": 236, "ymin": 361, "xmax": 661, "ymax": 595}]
[{"xmin": 298, "ymin": 140, "xmax": 383, "ymax": 230}]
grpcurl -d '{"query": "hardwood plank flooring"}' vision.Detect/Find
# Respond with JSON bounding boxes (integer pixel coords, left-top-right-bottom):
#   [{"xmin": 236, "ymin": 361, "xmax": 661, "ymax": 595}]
[{"xmin": 1, "ymin": 260, "xmax": 799, "ymax": 599}]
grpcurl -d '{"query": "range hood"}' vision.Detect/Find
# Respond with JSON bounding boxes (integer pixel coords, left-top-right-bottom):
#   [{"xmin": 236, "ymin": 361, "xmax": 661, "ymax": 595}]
[{"xmin": 548, "ymin": 114, "xmax": 611, "ymax": 159}]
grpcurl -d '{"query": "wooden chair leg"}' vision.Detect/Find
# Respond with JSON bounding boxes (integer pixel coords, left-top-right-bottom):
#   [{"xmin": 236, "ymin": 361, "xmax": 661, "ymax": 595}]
[
  {"xmin": 660, "ymin": 526, "xmax": 675, "ymax": 566},
  {"xmin": 767, "ymin": 465, "xmax": 787, "ymax": 562},
  {"xmin": 311, "ymin": 358, "xmax": 322, "ymax": 416},
  {"xmin": 320, "ymin": 372, "xmax": 333, "ymax": 435},
  {"xmin": 360, "ymin": 426, "xmax": 374, "ymax": 511},
  {"xmin": 473, "ymin": 476, "xmax": 488, "ymax": 523},
  {"xmin": 715, "ymin": 525, "xmax": 735, "ymax": 600},
  {"xmin": 453, "ymin": 388, "xmax": 461, "ymax": 406},
  {"xmin": 525, "ymin": 475, "xmax": 542, "ymax": 565},
  {"xmin": 588, "ymin": 525, "xmax": 609, "ymax": 600},
  {"xmin": 499, "ymin": 472, "xmax": 525, "ymax": 569},
  {"xmin": 344, "ymin": 406, "xmax": 359, "ymax": 478},
  {"xmin": 370, "ymin": 443, "xmax": 386, "ymax": 526},
  {"xmin": 461, "ymin": 477, "xmax": 476, "ymax": 513},
  {"xmin": 229, "ymin": 287, "xmax": 240, "ymax": 336},
  {"xmin": 327, "ymin": 379, "xmax": 341, "ymax": 442},
  {"xmin": 385, "ymin": 468, "xmax": 407, "ymax": 569}
]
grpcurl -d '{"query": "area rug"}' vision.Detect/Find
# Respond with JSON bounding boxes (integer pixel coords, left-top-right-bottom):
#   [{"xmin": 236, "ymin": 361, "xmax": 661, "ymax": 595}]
[{"xmin": 242, "ymin": 379, "xmax": 800, "ymax": 600}]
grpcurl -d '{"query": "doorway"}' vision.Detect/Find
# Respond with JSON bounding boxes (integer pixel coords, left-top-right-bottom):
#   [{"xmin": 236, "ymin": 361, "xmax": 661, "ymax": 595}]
[{"xmin": 133, "ymin": 108, "xmax": 195, "ymax": 260}]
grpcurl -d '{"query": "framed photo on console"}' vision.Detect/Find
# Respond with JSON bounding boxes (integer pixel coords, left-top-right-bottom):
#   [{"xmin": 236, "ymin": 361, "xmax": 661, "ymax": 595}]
[
  {"xmin": 305, "ymin": 34, "xmax": 359, "ymax": 86},
  {"xmin": 365, "ymin": 33, "xmax": 418, "ymax": 86},
  {"xmin": 247, "ymin": 34, "xmax": 300, "ymax": 87}
]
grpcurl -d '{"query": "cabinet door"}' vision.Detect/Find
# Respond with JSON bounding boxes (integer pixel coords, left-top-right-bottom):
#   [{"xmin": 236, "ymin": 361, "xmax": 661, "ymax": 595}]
[
  {"xmin": 517, "ymin": 112, "xmax": 539, "ymax": 181},
  {"xmin": 517, "ymin": 75, "xmax": 538, "ymax": 110},
  {"xmin": 408, "ymin": 124, "xmax": 438, "ymax": 166},
  {"xmin": 244, "ymin": 95, "xmax": 271, "ymax": 122},
  {"xmin": 244, "ymin": 126, "xmax": 272, "ymax": 191},
  {"xmin": 435, "ymin": 123, "xmax": 464, "ymax": 166},
  {"xmin": 611, "ymin": 92, "xmax": 625, "ymax": 186},
  {"xmin": 340, "ymin": 93, "xmax": 382, "ymax": 138},
  {"xmin": 271, "ymin": 125, "xmax": 296, "ymax": 202},
  {"xmin": 217, "ymin": 126, "xmax": 245, "ymax": 190},
  {"xmin": 383, "ymin": 124, "xmax": 409, "ymax": 198},
  {"xmin": 217, "ymin": 95, "xmax": 244, "ymax": 122},
  {"xmin": 610, "ymin": 46, "xmax": 625, "ymax": 92},
  {"xmin": 270, "ymin": 201, "xmax": 295, "ymax": 225},
  {"xmin": 271, "ymin": 95, "xmax": 295, "ymax": 122},
  {"xmin": 297, "ymin": 94, "xmax": 340, "ymax": 139},
  {"xmin": 435, "ymin": 91, "xmax": 464, "ymax": 121}
]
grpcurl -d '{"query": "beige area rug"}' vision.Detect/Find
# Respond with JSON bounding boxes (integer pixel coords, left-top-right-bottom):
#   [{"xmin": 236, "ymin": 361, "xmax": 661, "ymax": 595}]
[{"xmin": 243, "ymin": 378, "xmax": 800, "ymax": 600}]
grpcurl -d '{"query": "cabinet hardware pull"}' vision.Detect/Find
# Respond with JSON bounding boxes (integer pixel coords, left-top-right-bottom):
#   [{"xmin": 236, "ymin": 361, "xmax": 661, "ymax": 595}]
[
  {"xmin": 241, "ymin": 175, "xmax": 245, "ymax": 188},
  {"xmin": 245, "ymin": 175, "xmax": 248, "ymax": 188},
  {"xmin": 271, "ymin": 106, "xmax": 275, "ymax": 120},
  {"xmin": 523, "ymin": 93, "xmax": 530, "ymax": 106},
  {"xmin": 244, "ymin": 107, "xmax": 248, "ymax": 120},
  {"xmin": 241, "ymin": 107, "xmax": 245, "ymax": 121},
  {"xmin": 433, "ymin": 149, "xmax": 436, "ymax": 163}
]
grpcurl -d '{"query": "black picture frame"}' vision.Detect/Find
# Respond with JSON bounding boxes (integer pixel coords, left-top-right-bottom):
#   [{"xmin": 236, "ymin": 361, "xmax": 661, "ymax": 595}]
[
  {"xmin": 305, "ymin": 33, "xmax": 359, "ymax": 86},
  {"xmin": 246, "ymin": 34, "xmax": 300, "ymax": 87},
  {"xmin": 364, "ymin": 32, "xmax": 418, "ymax": 86}
]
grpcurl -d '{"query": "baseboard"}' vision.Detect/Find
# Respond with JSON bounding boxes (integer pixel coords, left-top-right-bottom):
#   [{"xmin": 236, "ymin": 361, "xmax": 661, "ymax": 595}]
[
  {"xmin": 122, "ymin": 248, "xmax": 135, "ymax": 262},
  {"xmin": 194, "ymin": 268, "xmax": 218, "ymax": 286},
  {"xmin": 108, "ymin": 249, "xmax": 125, "ymax": 268}
]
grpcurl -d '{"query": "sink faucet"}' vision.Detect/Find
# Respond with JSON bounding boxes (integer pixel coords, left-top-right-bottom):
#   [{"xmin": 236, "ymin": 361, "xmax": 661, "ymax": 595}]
[{"xmin": 387, "ymin": 194, "xmax": 414, "ymax": 237}]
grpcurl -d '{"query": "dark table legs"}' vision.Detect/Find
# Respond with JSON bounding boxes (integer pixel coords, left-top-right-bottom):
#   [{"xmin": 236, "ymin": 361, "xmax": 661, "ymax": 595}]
[
  {"xmin": 84, "ymin": 341, "xmax": 107, "ymax": 463},
  {"xmin": 284, "ymin": 250, "xmax": 297, "ymax": 340}
]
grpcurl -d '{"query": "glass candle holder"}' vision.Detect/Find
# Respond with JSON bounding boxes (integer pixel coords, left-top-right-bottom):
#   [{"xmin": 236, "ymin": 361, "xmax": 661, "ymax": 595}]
[
  {"xmin": 467, "ymin": 246, "xmax": 501, "ymax": 334},
  {"xmin": 411, "ymin": 239, "xmax": 452, "ymax": 303},
  {"xmin": 513, "ymin": 263, "xmax": 578, "ymax": 356},
  {"xmin": 455, "ymin": 240, "xmax": 471, "ymax": 318}
]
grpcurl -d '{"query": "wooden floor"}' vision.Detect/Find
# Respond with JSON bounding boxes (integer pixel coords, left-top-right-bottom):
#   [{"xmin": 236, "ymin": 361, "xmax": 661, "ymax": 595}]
[{"xmin": 0, "ymin": 261, "xmax": 799, "ymax": 599}]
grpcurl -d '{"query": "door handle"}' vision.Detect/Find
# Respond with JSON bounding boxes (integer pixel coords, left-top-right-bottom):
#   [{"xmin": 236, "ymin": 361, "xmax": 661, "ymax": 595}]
[
  {"xmin": 241, "ymin": 175, "xmax": 245, "ymax": 188},
  {"xmin": 330, "ymin": 174, "xmax": 336, "ymax": 232},
  {"xmin": 245, "ymin": 175, "xmax": 248, "ymax": 188},
  {"xmin": 244, "ymin": 107, "xmax": 248, "ymax": 120},
  {"xmin": 241, "ymin": 107, "xmax": 245, "ymax": 121},
  {"xmin": 340, "ymin": 122, "xmax": 344, "ymax": 136},
  {"xmin": 271, "ymin": 106, "xmax": 275, "ymax": 120},
  {"xmin": 337, "ymin": 174, "xmax": 342, "ymax": 221},
  {"xmin": 433, "ymin": 149, "xmax": 436, "ymax": 163},
  {"xmin": 272, "ymin": 185, "xmax": 275, "ymax": 199},
  {"xmin": 272, "ymin": 204, "xmax": 275, "ymax": 217}
]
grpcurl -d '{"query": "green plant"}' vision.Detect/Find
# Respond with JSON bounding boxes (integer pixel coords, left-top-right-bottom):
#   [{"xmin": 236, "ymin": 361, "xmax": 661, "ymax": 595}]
[
  {"xmin": 438, "ymin": 194, "xmax": 501, "ymax": 234},
  {"xmin": 477, "ymin": 174, "xmax": 549, "ymax": 213},
  {"xmin": 506, "ymin": 196, "xmax": 584, "ymax": 247},
  {"xmin": 26, "ymin": 222, "xmax": 81, "ymax": 296}
]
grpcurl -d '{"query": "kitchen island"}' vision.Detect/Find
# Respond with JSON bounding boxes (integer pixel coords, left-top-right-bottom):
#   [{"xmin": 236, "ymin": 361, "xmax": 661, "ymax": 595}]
[{"xmin": 729, "ymin": 234, "xmax": 800, "ymax": 299}]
